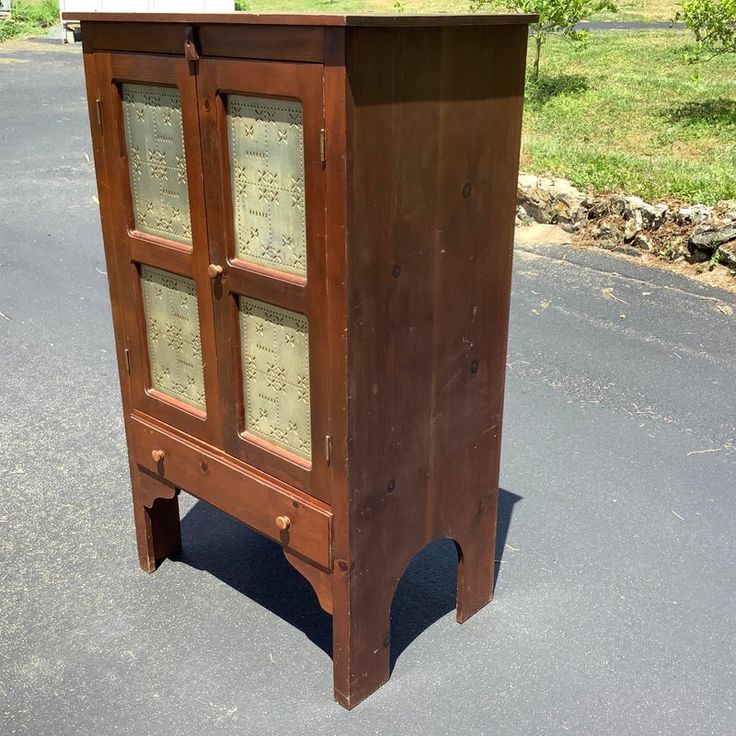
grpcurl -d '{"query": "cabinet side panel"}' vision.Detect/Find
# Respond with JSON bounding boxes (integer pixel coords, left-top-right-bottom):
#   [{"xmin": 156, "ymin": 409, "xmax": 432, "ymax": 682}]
[{"xmin": 345, "ymin": 24, "xmax": 528, "ymax": 598}]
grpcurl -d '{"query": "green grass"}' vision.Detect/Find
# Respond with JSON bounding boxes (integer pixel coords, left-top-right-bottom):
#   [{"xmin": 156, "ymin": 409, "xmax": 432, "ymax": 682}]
[
  {"xmin": 0, "ymin": 0, "xmax": 59, "ymax": 43},
  {"xmin": 240, "ymin": 0, "xmax": 482, "ymax": 11},
  {"xmin": 521, "ymin": 31, "xmax": 736, "ymax": 204},
  {"xmin": 241, "ymin": 0, "xmax": 679, "ymax": 18},
  {"xmin": 482, "ymin": 0, "xmax": 681, "ymax": 20},
  {"xmin": 585, "ymin": 0, "xmax": 680, "ymax": 21},
  {"xmin": 241, "ymin": 0, "xmax": 679, "ymax": 20}
]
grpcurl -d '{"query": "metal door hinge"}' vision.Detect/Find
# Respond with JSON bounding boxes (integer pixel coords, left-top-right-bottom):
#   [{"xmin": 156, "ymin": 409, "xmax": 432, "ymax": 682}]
[
  {"xmin": 320, "ymin": 128, "xmax": 326, "ymax": 165},
  {"xmin": 95, "ymin": 98, "xmax": 103, "ymax": 132},
  {"xmin": 184, "ymin": 26, "xmax": 200, "ymax": 71},
  {"xmin": 124, "ymin": 349, "xmax": 131, "ymax": 374},
  {"xmin": 325, "ymin": 434, "xmax": 332, "ymax": 465}
]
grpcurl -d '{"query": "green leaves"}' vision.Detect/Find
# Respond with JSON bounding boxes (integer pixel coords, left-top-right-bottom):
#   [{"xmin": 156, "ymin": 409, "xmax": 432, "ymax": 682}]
[
  {"xmin": 0, "ymin": 0, "xmax": 59, "ymax": 43},
  {"xmin": 474, "ymin": 0, "xmax": 618, "ymax": 78},
  {"xmin": 517, "ymin": 0, "xmax": 618, "ymax": 33},
  {"xmin": 678, "ymin": 0, "xmax": 736, "ymax": 61}
]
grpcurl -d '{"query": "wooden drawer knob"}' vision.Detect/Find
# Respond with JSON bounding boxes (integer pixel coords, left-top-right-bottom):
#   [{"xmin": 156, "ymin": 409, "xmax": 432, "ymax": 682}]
[
  {"xmin": 275, "ymin": 515, "xmax": 291, "ymax": 531},
  {"xmin": 151, "ymin": 449, "xmax": 166, "ymax": 463},
  {"xmin": 207, "ymin": 264, "xmax": 223, "ymax": 279}
]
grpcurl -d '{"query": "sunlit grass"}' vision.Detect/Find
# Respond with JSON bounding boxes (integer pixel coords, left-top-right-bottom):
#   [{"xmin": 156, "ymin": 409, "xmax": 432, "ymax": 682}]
[
  {"xmin": 586, "ymin": 0, "xmax": 680, "ymax": 21},
  {"xmin": 521, "ymin": 31, "xmax": 736, "ymax": 203},
  {"xmin": 242, "ymin": 0, "xmax": 680, "ymax": 20}
]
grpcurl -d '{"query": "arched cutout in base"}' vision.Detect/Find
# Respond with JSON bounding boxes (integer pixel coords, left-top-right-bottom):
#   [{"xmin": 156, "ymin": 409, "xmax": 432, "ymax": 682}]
[{"xmin": 389, "ymin": 538, "xmax": 460, "ymax": 669}]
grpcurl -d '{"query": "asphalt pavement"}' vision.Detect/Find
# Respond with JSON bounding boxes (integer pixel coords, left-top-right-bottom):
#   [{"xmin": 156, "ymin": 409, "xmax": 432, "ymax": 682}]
[{"xmin": 1, "ymin": 35, "xmax": 734, "ymax": 736}]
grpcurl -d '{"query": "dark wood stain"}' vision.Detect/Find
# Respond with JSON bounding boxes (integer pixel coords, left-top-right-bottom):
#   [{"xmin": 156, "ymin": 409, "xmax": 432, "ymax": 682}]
[
  {"xmin": 77, "ymin": 15, "xmax": 530, "ymax": 710},
  {"xmin": 67, "ymin": 11, "xmax": 538, "ymax": 27}
]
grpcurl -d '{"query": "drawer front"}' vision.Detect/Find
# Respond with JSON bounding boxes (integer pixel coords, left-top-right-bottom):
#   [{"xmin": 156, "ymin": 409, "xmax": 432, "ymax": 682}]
[
  {"xmin": 83, "ymin": 22, "xmax": 325, "ymax": 63},
  {"xmin": 130, "ymin": 416, "xmax": 332, "ymax": 569}
]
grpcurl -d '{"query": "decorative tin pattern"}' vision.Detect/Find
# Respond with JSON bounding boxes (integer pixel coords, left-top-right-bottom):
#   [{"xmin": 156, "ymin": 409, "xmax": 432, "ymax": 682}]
[
  {"xmin": 238, "ymin": 297, "xmax": 311, "ymax": 459},
  {"xmin": 122, "ymin": 83, "xmax": 193, "ymax": 244},
  {"xmin": 227, "ymin": 95, "xmax": 307, "ymax": 276},
  {"xmin": 140, "ymin": 265, "xmax": 205, "ymax": 412}
]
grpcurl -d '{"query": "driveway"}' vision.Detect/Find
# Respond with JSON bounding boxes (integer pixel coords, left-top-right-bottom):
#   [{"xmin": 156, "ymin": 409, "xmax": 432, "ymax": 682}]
[{"xmin": 1, "ymin": 35, "xmax": 734, "ymax": 736}]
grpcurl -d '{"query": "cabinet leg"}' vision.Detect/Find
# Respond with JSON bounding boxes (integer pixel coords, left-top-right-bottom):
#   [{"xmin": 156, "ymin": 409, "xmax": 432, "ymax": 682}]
[
  {"xmin": 455, "ymin": 529, "xmax": 496, "ymax": 624},
  {"xmin": 132, "ymin": 472, "xmax": 182, "ymax": 574},
  {"xmin": 332, "ymin": 580, "xmax": 392, "ymax": 710}
]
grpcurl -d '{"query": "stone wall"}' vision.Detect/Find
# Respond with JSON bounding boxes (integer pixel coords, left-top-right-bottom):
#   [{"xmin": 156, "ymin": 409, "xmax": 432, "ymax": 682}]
[{"xmin": 517, "ymin": 175, "xmax": 736, "ymax": 271}]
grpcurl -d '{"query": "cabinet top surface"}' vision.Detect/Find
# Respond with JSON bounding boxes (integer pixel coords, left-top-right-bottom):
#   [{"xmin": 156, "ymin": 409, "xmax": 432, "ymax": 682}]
[{"xmin": 63, "ymin": 12, "xmax": 538, "ymax": 27}]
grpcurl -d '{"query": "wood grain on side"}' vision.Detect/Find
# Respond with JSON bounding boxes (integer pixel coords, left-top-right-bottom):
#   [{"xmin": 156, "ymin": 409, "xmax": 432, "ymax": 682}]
[{"xmin": 338, "ymin": 23, "xmax": 529, "ymax": 708}]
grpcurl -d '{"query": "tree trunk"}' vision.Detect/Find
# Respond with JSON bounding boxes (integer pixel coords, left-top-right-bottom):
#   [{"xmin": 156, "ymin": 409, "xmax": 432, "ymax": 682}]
[{"xmin": 533, "ymin": 31, "xmax": 542, "ymax": 81}]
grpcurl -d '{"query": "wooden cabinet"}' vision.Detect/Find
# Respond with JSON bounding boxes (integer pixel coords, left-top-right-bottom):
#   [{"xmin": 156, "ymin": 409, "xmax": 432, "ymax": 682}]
[{"xmin": 71, "ymin": 11, "xmax": 535, "ymax": 708}]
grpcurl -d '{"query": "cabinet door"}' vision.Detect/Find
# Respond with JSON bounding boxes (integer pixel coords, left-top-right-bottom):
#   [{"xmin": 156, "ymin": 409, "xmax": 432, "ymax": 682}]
[
  {"xmin": 198, "ymin": 59, "xmax": 330, "ymax": 503},
  {"xmin": 95, "ymin": 53, "xmax": 222, "ymax": 445}
]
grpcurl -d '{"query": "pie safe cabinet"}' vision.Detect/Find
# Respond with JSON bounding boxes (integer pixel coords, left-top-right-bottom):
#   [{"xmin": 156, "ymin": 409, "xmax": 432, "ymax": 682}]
[{"xmin": 70, "ymin": 11, "xmax": 535, "ymax": 709}]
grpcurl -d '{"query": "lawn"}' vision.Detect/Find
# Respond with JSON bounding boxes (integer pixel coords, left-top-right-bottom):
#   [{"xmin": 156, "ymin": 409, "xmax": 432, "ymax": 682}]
[
  {"xmin": 522, "ymin": 30, "xmax": 736, "ymax": 204},
  {"xmin": 581, "ymin": 0, "xmax": 680, "ymax": 21},
  {"xmin": 243, "ymin": 0, "xmax": 680, "ymax": 21}
]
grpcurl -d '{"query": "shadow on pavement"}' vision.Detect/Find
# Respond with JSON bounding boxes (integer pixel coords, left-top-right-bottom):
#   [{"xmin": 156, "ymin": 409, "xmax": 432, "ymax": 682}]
[
  {"xmin": 178, "ymin": 487, "xmax": 522, "ymax": 671},
  {"xmin": 390, "ymin": 488, "xmax": 522, "ymax": 670}
]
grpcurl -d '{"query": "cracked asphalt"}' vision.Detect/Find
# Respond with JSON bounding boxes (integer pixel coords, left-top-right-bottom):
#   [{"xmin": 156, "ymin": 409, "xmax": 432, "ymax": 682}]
[{"xmin": 1, "ymin": 34, "xmax": 734, "ymax": 736}]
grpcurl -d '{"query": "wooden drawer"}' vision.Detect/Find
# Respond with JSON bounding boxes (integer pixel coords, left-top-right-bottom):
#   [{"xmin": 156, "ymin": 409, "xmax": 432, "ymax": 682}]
[
  {"xmin": 130, "ymin": 415, "xmax": 332, "ymax": 570},
  {"xmin": 83, "ymin": 21, "xmax": 325, "ymax": 63}
]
